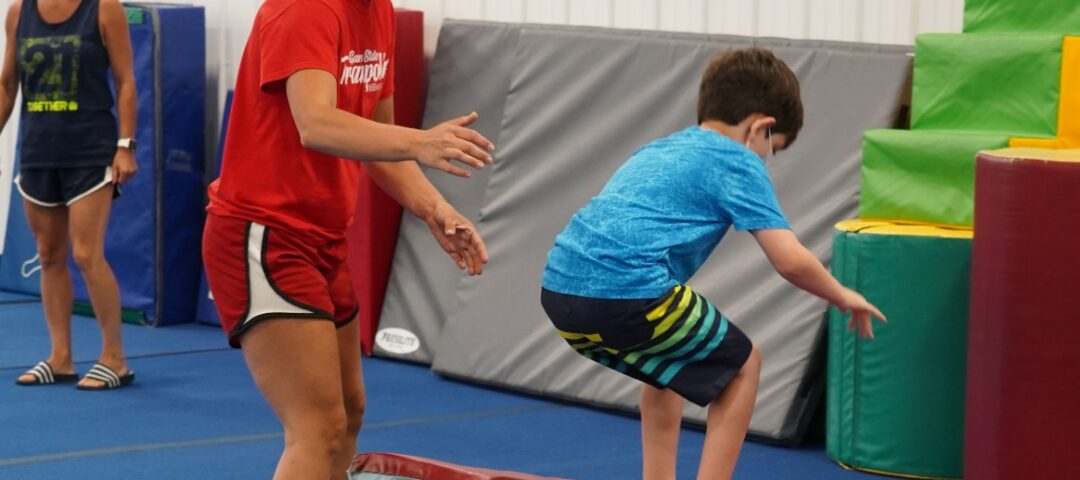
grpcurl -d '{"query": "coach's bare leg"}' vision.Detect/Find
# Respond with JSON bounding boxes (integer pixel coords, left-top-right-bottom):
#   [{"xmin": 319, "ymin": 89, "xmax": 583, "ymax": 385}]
[
  {"xmin": 243, "ymin": 319, "xmax": 347, "ymax": 480},
  {"xmin": 331, "ymin": 317, "xmax": 365, "ymax": 480}
]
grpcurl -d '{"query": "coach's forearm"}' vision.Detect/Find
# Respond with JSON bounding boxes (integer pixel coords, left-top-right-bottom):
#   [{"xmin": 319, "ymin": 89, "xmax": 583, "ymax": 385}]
[{"xmin": 295, "ymin": 103, "xmax": 420, "ymax": 162}]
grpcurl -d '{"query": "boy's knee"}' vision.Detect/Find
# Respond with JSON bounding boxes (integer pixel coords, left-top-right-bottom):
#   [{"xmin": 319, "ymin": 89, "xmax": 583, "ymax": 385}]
[{"xmin": 741, "ymin": 345, "xmax": 762, "ymax": 376}]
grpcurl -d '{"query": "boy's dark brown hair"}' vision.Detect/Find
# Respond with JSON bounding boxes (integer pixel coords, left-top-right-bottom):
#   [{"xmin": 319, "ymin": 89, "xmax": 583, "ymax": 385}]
[{"xmin": 697, "ymin": 47, "xmax": 804, "ymax": 148}]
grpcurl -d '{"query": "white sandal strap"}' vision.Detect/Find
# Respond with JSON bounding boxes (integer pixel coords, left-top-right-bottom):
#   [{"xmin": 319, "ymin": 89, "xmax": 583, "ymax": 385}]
[
  {"xmin": 85, "ymin": 364, "xmax": 122, "ymax": 388},
  {"xmin": 28, "ymin": 361, "xmax": 54, "ymax": 383}
]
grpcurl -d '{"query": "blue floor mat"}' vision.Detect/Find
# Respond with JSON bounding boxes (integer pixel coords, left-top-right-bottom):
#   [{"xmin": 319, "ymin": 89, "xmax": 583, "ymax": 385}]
[
  {"xmin": 0, "ymin": 290, "xmax": 38, "ymax": 304},
  {"xmin": 0, "ymin": 349, "xmax": 875, "ymax": 480},
  {"xmin": 0, "ymin": 303, "xmax": 226, "ymax": 371}
]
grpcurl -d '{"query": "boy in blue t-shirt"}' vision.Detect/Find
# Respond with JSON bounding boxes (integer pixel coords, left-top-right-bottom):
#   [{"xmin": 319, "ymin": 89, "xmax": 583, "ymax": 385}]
[{"xmin": 541, "ymin": 48, "xmax": 886, "ymax": 479}]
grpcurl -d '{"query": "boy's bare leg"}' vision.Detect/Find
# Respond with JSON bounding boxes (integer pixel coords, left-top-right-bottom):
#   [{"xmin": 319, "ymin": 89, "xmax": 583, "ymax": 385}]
[
  {"xmin": 641, "ymin": 385, "xmax": 684, "ymax": 480},
  {"xmin": 697, "ymin": 347, "xmax": 762, "ymax": 480}
]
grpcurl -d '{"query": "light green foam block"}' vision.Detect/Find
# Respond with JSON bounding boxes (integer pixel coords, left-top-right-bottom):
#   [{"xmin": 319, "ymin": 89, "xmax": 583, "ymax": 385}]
[
  {"xmin": 826, "ymin": 223, "xmax": 971, "ymax": 479},
  {"xmin": 964, "ymin": 0, "xmax": 1080, "ymax": 34},
  {"xmin": 860, "ymin": 129, "xmax": 1010, "ymax": 227},
  {"xmin": 911, "ymin": 33, "xmax": 1061, "ymax": 137}
]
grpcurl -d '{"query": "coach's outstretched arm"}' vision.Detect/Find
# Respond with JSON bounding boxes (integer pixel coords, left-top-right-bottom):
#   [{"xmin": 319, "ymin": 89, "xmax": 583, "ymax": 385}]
[
  {"xmin": 285, "ymin": 69, "xmax": 494, "ymax": 178},
  {"xmin": 362, "ymin": 97, "xmax": 489, "ymax": 276}
]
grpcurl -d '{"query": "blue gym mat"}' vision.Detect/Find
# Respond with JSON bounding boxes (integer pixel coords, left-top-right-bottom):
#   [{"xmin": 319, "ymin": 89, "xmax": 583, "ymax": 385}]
[
  {"xmin": 0, "ymin": 303, "xmax": 876, "ymax": 479},
  {"xmin": 0, "ymin": 290, "xmax": 38, "ymax": 304}
]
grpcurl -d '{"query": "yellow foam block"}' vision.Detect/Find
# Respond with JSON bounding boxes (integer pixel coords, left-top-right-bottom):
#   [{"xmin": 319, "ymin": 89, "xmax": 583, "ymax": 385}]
[
  {"xmin": 981, "ymin": 147, "xmax": 1080, "ymax": 163},
  {"xmin": 1012, "ymin": 36, "xmax": 1080, "ymax": 149},
  {"xmin": 836, "ymin": 219, "xmax": 973, "ymax": 239}
]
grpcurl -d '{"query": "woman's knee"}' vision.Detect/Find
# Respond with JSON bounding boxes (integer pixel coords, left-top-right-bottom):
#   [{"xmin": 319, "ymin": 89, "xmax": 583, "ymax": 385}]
[
  {"xmin": 343, "ymin": 389, "xmax": 366, "ymax": 435},
  {"xmin": 70, "ymin": 244, "xmax": 105, "ymax": 272},
  {"xmin": 36, "ymin": 243, "xmax": 67, "ymax": 270},
  {"xmin": 286, "ymin": 407, "xmax": 349, "ymax": 456}
]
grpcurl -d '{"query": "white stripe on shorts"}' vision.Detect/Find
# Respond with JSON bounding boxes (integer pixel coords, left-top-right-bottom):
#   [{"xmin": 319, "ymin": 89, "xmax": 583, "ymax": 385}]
[{"xmin": 242, "ymin": 223, "xmax": 317, "ymax": 326}]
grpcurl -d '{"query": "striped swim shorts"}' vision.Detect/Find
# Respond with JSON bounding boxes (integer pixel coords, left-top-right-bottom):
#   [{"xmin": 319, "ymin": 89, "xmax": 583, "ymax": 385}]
[{"xmin": 540, "ymin": 285, "xmax": 752, "ymax": 406}]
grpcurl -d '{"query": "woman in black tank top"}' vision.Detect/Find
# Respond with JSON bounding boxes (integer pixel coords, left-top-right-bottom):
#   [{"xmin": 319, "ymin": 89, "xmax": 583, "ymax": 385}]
[{"xmin": 0, "ymin": 0, "xmax": 138, "ymax": 390}]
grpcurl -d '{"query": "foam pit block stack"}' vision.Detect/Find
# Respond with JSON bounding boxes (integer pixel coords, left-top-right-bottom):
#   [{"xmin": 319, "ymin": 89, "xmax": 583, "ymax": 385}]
[
  {"xmin": 965, "ymin": 148, "xmax": 1080, "ymax": 480},
  {"xmin": 911, "ymin": 33, "xmax": 1062, "ymax": 137},
  {"xmin": 827, "ymin": 220, "xmax": 972, "ymax": 479},
  {"xmin": 963, "ymin": 0, "xmax": 1080, "ymax": 35},
  {"xmin": 1012, "ymin": 36, "xmax": 1080, "ymax": 149},
  {"xmin": 860, "ymin": 129, "xmax": 1009, "ymax": 227}
]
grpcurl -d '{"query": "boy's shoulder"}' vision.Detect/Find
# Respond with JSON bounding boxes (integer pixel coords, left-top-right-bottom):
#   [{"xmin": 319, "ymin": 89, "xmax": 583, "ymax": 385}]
[{"xmin": 635, "ymin": 127, "xmax": 757, "ymax": 169}]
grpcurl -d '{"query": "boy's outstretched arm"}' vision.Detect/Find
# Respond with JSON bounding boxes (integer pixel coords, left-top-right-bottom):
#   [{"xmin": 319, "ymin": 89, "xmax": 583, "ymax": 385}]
[{"xmin": 751, "ymin": 228, "xmax": 886, "ymax": 338}]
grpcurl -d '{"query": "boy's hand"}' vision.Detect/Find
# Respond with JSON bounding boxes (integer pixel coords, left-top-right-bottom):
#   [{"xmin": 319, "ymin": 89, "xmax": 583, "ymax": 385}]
[{"xmin": 837, "ymin": 289, "xmax": 887, "ymax": 339}]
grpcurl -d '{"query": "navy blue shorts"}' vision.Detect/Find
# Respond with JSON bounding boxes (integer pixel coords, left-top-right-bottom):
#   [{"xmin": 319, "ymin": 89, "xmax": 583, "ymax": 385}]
[
  {"xmin": 540, "ymin": 285, "xmax": 753, "ymax": 407},
  {"xmin": 16, "ymin": 166, "xmax": 119, "ymax": 207}
]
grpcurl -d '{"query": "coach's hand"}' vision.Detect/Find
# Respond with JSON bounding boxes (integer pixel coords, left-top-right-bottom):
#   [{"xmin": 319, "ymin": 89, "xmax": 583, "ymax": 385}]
[
  {"xmin": 425, "ymin": 201, "xmax": 488, "ymax": 276},
  {"xmin": 112, "ymin": 148, "xmax": 138, "ymax": 184},
  {"xmin": 413, "ymin": 112, "xmax": 494, "ymax": 178}
]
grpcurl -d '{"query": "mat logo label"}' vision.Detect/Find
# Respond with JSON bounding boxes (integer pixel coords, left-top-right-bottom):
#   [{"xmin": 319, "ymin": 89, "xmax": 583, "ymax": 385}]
[
  {"xmin": 375, "ymin": 327, "xmax": 420, "ymax": 355},
  {"xmin": 21, "ymin": 254, "xmax": 41, "ymax": 278},
  {"xmin": 339, "ymin": 49, "xmax": 388, "ymax": 92}
]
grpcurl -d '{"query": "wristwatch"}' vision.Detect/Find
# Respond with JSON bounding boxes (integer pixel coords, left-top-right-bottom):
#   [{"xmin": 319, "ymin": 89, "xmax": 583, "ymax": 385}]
[{"xmin": 117, "ymin": 138, "xmax": 137, "ymax": 151}]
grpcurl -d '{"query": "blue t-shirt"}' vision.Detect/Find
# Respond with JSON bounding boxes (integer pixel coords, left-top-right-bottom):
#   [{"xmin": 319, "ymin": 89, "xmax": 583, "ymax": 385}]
[{"xmin": 543, "ymin": 126, "xmax": 790, "ymax": 299}]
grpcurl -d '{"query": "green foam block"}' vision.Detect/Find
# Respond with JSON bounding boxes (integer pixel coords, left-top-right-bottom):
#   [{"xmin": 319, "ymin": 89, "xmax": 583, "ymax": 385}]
[
  {"xmin": 964, "ymin": 0, "xmax": 1080, "ymax": 34},
  {"xmin": 826, "ymin": 221, "xmax": 971, "ymax": 480},
  {"xmin": 911, "ymin": 33, "xmax": 1061, "ymax": 137},
  {"xmin": 860, "ymin": 129, "xmax": 1010, "ymax": 227}
]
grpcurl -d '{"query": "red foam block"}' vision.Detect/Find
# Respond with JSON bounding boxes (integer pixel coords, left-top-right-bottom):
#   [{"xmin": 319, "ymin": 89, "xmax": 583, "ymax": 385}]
[
  {"xmin": 966, "ymin": 149, "xmax": 1080, "ymax": 480},
  {"xmin": 349, "ymin": 453, "xmax": 567, "ymax": 480}
]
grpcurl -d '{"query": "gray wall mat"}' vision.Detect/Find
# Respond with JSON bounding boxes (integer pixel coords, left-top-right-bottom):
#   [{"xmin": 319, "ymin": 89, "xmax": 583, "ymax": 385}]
[
  {"xmin": 375, "ymin": 22, "xmax": 521, "ymax": 362},
  {"xmin": 428, "ymin": 22, "xmax": 911, "ymax": 442}
]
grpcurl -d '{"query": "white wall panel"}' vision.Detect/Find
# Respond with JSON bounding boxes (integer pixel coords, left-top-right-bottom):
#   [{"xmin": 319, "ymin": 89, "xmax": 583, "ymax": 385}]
[
  {"xmin": 758, "ymin": 0, "xmax": 808, "ymax": 38},
  {"xmin": 567, "ymin": 0, "xmax": 612, "ymax": 27},
  {"xmin": 659, "ymin": 0, "xmax": 706, "ymax": 33},
  {"xmin": 485, "ymin": 0, "xmax": 526, "ymax": 23},
  {"xmin": 862, "ymin": 0, "xmax": 917, "ymax": 45},
  {"xmin": 807, "ymin": 0, "xmax": 860, "ymax": 41},
  {"xmin": 525, "ymin": 0, "xmax": 569, "ymax": 24},
  {"xmin": 613, "ymin": 0, "xmax": 658, "ymax": 30},
  {"xmin": 444, "ymin": 0, "xmax": 484, "ymax": 19},
  {"xmin": 707, "ymin": 0, "xmax": 758, "ymax": 36},
  {"xmin": 915, "ymin": 0, "xmax": 965, "ymax": 35}
]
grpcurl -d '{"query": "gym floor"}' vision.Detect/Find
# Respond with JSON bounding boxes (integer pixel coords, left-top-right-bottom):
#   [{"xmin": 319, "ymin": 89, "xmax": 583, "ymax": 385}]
[{"xmin": 0, "ymin": 296, "xmax": 877, "ymax": 479}]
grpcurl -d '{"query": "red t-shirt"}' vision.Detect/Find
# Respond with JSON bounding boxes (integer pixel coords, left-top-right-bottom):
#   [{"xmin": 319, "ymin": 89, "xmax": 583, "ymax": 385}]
[{"xmin": 208, "ymin": 0, "xmax": 395, "ymax": 242}]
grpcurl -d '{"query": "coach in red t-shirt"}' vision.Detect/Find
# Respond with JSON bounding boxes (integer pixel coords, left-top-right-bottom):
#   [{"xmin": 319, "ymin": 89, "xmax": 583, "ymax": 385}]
[{"xmin": 202, "ymin": 0, "xmax": 493, "ymax": 477}]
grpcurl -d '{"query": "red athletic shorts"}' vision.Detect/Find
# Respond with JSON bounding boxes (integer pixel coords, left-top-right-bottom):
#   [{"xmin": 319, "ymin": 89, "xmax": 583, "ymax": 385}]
[{"xmin": 202, "ymin": 213, "xmax": 359, "ymax": 348}]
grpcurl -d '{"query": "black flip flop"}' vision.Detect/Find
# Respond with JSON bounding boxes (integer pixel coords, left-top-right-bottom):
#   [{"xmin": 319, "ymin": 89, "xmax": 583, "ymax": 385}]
[
  {"xmin": 15, "ymin": 361, "xmax": 78, "ymax": 386},
  {"xmin": 76, "ymin": 363, "xmax": 135, "ymax": 390}
]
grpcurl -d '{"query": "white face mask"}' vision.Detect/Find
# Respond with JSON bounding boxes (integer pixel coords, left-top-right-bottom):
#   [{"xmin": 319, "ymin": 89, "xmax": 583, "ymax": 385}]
[{"xmin": 745, "ymin": 127, "xmax": 774, "ymax": 165}]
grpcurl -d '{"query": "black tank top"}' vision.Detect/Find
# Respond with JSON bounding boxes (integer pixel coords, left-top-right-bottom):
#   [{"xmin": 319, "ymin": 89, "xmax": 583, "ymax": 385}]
[{"xmin": 16, "ymin": 0, "xmax": 117, "ymax": 169}]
